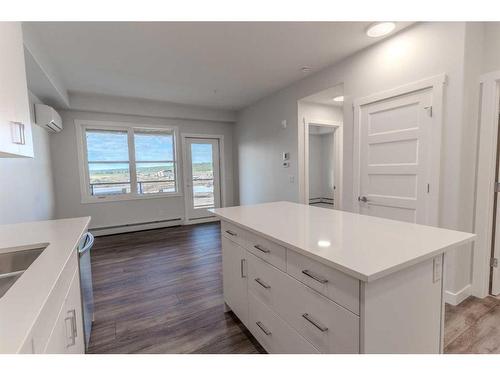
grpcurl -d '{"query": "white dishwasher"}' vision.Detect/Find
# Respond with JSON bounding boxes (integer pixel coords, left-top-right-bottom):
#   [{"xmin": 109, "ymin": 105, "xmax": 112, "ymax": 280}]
[{"xmin": 78, "ymin": 232, "xmax": 94, "ymax": 352}]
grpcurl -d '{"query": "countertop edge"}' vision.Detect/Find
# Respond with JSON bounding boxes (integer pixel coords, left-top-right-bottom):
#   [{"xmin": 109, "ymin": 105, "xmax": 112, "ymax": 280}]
[{"xmin": 213, "ymin": 212, "xmax": 476, "ymax": 283}]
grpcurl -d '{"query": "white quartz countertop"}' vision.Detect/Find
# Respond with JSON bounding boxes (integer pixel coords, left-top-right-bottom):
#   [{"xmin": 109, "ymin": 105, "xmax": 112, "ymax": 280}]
[
  {"xmin": 211, "ymin": 202, "xmax": 476, "ymax": 282},
  {"xmin": 0, "ymin": 217, "xmax": 90, "ymax": 353}
]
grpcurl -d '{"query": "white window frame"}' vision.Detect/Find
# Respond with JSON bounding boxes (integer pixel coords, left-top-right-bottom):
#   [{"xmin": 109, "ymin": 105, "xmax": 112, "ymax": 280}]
[{"xmin": 75, "ymin": 120, "xmax": 182, "ymax": 203}]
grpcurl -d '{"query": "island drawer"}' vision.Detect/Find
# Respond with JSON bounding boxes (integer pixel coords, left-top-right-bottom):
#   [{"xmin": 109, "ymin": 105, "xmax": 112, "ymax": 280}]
[
  {"xmin": 246, "ymin": 232, "xmax": 286, "ymax": 271},
  {"xmin": 222, "ymin": 221, "xmax": 286, "ymax": 271},
  {"xmin": 275, "ymin": 273, "xmax": 360, "ymax": 354},
  {"xmin": 248, "ymin": 291, "xmax": 319, "ymax": 354},
  {"xmin": 286, "ymin": 249, "xmax": 360, "ymax": 315},
  {"xmin": 247, "ymin": 251, "xmax": 280, "ymax": 311},
  {"xmin": 221, "ymin": 221, "xmax": 250, "ymax": 247}
]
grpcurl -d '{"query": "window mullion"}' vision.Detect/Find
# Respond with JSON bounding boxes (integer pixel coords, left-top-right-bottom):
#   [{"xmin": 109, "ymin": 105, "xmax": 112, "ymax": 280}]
[{"xmin": 129, "ymin": 128, "xmax": 138, "ymax": 194}]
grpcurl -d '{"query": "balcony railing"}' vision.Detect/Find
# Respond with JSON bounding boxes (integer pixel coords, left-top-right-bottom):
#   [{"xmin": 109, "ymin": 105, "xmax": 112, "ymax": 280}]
[{"xmin": 90, "ymin": 180, "xmax": 176, "ymax": 196}]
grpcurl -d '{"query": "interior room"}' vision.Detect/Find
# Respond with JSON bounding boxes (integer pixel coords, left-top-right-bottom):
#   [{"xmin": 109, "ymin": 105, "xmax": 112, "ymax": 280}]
[{"xmin": 3, "ymin": 18, "xmax": 500, "ymax": 359}]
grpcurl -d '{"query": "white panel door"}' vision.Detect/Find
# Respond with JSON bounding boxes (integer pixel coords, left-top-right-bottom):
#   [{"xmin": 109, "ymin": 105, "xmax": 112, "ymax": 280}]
[{"xmin": 357, "ymin": 88, "xmax": 433, "ymax": 224}]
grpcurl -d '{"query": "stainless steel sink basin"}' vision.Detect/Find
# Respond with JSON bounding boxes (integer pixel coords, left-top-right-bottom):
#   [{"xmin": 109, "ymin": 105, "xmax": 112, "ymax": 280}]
[{"xmin": 0, "ymin": 246, "xmax": 46, "ymax": 298}]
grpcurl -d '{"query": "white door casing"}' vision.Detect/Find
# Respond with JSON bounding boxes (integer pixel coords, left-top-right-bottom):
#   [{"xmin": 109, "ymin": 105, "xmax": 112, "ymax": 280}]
[
  {"xmin": 473, "ymin": 71, "xmax": 500, "ymax": 297},
  {"xmin": 353, "ymin": 75, "xmax": 446, "ymax": 226}
]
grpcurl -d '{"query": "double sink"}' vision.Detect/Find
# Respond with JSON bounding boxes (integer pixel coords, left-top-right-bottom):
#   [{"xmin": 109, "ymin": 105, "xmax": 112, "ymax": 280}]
[{"xmin": 0, "ymin": 245, "xmax": 47, "ymax": 298}]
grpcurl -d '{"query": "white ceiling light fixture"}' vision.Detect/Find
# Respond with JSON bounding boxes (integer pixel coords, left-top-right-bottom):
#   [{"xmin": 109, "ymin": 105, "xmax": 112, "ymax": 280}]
[
  {"xmin": 333, "ymin": 95, "xmax": 344, "ymax": 102},
  {"xmin": 366, "ymin": 22, "xmax": 396, "ymax": 38},
  {"xmin": 317, "ymin": 240, "xmax": 331, "ymax": 248}
]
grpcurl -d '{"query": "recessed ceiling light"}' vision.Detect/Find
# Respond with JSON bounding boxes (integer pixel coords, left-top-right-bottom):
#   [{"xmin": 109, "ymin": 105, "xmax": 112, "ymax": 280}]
[
  {"xmin": 300, "ymin": 66, "xmax": 312, "ymax": 73},
  {"xmin": 317, "ymin": 240, "xmax": 331, "ymax": 248},
  {"xmin": 333, "ymin": 96, "xmax": 344, "ymax": 102},
  {"xmin": 366, "ymin": 22, "xmax": 396, "ymax": 38}
]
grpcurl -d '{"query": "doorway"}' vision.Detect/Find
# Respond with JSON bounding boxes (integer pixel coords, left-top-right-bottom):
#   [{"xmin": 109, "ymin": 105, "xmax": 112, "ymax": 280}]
[
  {"xmin": 182, "ymin": 136, "xmax": 222, "ymax": 222},
  {"xmin": 298, "ymin": 84, "xmax": 344, "ymax": 209},
  {"xmin": 308, "ymin": 124, "xmax": 340, "ymax": 209}
]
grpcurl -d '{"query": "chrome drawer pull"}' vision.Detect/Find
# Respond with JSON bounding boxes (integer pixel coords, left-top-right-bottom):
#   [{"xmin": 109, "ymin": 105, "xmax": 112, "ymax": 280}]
[
  {"xmin": 240, "ymin": 258, "xmax": 246, "ymax": 278},
  {"xmin": 254, "ymin": 244, "xmax": 270, "ymax": 254},
  {"xmin": 254, "ymin": 278, "xmax": 271, "ymax": 289},
  {"xmin": 256, "ymin": 321, "xmax": 272, "ymax": 336},
  {"xmin": 302, "ymin": 313, "xmax": 328, "ymax": 332},
  {"xmin": 225, "ymin": 230, "xmax": 237, "ymax": 236},
  {"xmin": 302, "ymin": 269, "xmax": 328, "ymax": 284}
]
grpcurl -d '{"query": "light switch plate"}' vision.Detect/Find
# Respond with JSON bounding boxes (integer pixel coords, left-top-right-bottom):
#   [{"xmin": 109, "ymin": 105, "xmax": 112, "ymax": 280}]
[{"xmin": 282, "ymin": 152, "xmax": 290, "ymax": 161}]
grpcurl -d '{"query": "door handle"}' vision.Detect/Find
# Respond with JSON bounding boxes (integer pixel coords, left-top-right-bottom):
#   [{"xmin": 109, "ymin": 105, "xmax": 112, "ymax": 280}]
[
  {"xmin": 358, "ymin": 196, "xmax": 368, "ymax": 203},
  {"xmin": 65, "ymin": 309, "xmax": 77, "ymax": 347}
]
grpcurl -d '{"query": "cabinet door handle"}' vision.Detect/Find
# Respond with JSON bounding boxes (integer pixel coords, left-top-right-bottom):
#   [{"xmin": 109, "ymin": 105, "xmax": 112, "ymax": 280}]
[
  {"xmin": 65, "ymin": 309, "xmax": 77, "ymax": 347},
  {"xmin": 302, "ymin": 313, "xmax": 328, "ymax": 332},
  {"xmin": 240, "ymin": 258, "xmax": 246, "ymax": 278},
  {"xmin": 302, "ymin": 269, "xmax": 328, "ymax": 284},
  {"xmin": 256, "ymin": 321, "xmax": 272, "ymax": 336},
  {"xmin": 225, "ymin": 230, "xmax": 237, "ymax": 236},
  {"xmin": 254, "ymin": 278, "xmax": 271, "ymax": 289},
  {"xmin": 10, "ymin": 122, "xmax": 25, "ymax": 145},
  {"xmin": 254, "ymin": 244, "xmax": 270, "ymax": 254}
]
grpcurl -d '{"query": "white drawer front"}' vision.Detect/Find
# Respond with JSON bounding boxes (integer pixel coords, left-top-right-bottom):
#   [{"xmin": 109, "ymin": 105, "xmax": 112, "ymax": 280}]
[
  {"xmin": 221, "ymin": 221, "xmax": 249, "ymax": 247},
  {"xmin": 287, "ymin": 249, "xmax": 360, "ymax": 315},
  {"xmin": 246, "ymin": 232, "xmax": 286, "ymax": 271},
  {"xmin": 247, "ymin": 251, "xmax": 280, "ymax": 311},
  {"xmin": 248, "ymin": 292, "xmax": 319, "ymax": 354},
  {"xmin": 222, "ymin": 221, "xmax": 286, "ymax": 271},
  {"xmin": 275, "ymin": 273, "xmax": 359, "ymax": 354}
]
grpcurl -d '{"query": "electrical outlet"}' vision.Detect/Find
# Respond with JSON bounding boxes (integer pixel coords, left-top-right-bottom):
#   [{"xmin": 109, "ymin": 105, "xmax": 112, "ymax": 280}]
[{"xmin": 282, "ymin": 152, "xmax": 290, "ymax": 161}]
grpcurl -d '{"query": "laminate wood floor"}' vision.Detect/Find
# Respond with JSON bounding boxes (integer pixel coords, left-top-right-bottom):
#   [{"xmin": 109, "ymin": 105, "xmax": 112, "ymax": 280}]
[
  {"xmin": 444, "ymin": 296, "xmax": 500, "ymax": 353},
  {"xmin": 88, "ymin": 222, "xmax": 264, "ymax": 354},
  {"xmin": 88, "ymin": 221, "xmax": 500, "ymax": 354}
]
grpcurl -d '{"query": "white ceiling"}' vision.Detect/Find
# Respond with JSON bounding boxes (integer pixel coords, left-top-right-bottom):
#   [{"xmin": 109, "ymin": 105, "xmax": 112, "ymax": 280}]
[{"xmin": 24, "ymin": 22, "xmax": 413, "ymax": 110}]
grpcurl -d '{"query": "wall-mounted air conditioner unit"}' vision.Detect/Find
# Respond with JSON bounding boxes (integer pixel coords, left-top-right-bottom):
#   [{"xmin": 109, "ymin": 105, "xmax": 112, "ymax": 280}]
[{"xmin": 35, "ymin": 104, "xmax": 63, "ymax": 133}]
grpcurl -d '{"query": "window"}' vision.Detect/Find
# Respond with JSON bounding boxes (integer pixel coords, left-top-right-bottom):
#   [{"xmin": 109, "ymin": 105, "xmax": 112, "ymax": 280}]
[{"xmin": 78, "ymin": 122, "xmax": 179, "ymax": 202}]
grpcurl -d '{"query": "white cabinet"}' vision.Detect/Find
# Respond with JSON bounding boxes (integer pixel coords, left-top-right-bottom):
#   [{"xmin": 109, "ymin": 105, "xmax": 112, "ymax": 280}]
[
  {"xmin": 45, "ymin": 269, "xmax": 85, "ymax": 354},
  {"xmin": 221, "ymin": 236, "xmax": 248, "ymax": 325},
  {"xmin": 221, "ymin": 219, "xmax": 445, "ymax": 354},
  {"xmin": 18, "ymin": 250, "xmax": 85, "ymax": 354},
  {"xmin": 0, "ymin": 22, "xmax": 33, "ymax": 158}
]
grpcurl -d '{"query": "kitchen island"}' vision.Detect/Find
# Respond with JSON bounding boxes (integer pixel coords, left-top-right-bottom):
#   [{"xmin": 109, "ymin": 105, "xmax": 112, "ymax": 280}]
[{"xmin": 211, "ymin": 201, "xmax": 476, "ymax": 354}]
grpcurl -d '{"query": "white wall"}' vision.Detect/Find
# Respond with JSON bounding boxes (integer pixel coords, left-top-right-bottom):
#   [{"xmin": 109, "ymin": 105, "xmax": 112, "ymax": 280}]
[
  {"xmin": 0, "ymin": 92, "xmax": 56, "ymax": 224},
  {"xmin": 482, "ymin": 22, "xmax": 500, "ymax": 74},
  {"xmin": 300, "ymin": 102, "xmax": 343, "ymax": 124},
  {"xmin": 235, "ymin": 22, "xmax": 478, "ymax": 298},
  {"xmin": 50, "ymin": 95, "xmax": 235, "ymax": 230}
]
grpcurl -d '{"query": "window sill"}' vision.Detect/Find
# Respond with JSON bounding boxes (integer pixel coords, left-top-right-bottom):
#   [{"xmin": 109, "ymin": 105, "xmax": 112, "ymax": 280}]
[{"xmin": 81, "ymin": 192, "xmax": 183, "ymax": 204}]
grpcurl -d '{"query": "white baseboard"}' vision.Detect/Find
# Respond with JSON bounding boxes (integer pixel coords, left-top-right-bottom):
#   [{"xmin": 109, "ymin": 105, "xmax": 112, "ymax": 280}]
[
  {"xmin": 444, "ymin": 284, "xmax": 472, "ymax": 306},
  {"xmin": 90, "ymin": 218, "xmax": 183, "ymax": 236}
]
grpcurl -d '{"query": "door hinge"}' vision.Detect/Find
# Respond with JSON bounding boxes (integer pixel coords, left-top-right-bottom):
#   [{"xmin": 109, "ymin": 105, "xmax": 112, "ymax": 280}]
[
  {"xmin": 424, "ymin": 106, "xmax": 433, "ymax": 117},
  {"xmin": 491, "ymin": 258, "xmax": 498, "ymax": 268},
  {"xmin": 495, "ymin": 182, "xmax": 500, "ymax": 193},
  {"xmin": 427, "ymin": 183, "xmax": 430, "ymax": 193}
]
